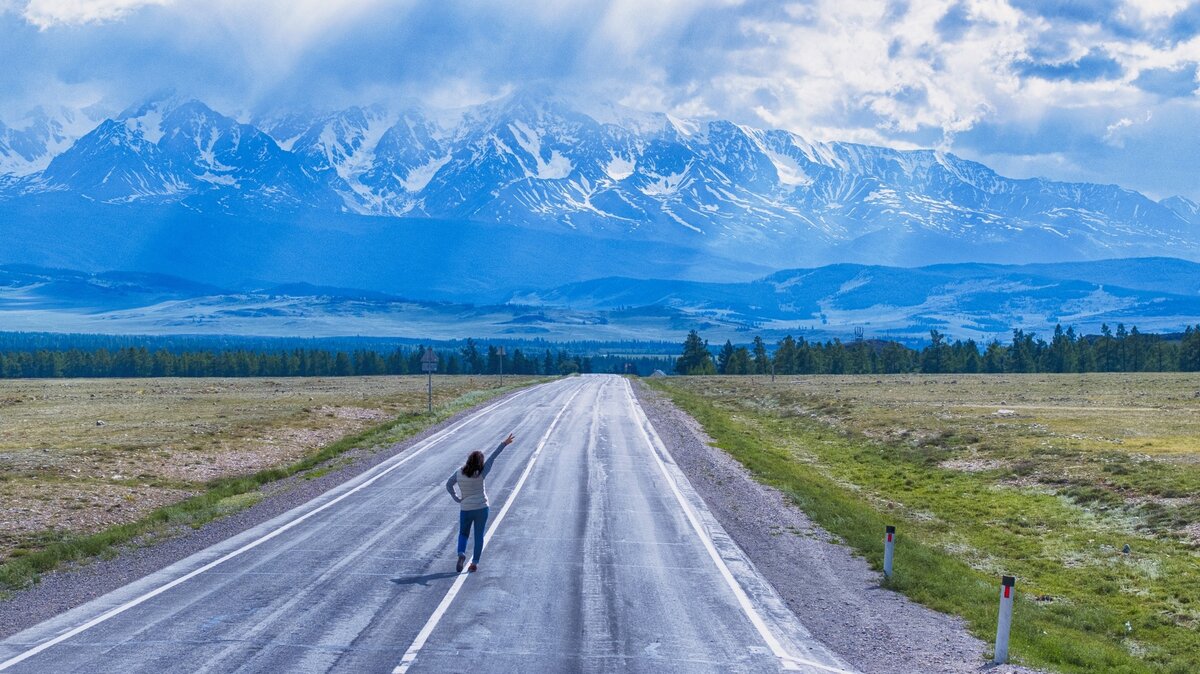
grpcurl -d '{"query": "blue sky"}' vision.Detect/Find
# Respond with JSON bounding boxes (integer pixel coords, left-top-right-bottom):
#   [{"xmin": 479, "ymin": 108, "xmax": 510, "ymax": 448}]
[{"xmin": 0, "ymin": 0, "xmax": 1197, "ymax": 200}]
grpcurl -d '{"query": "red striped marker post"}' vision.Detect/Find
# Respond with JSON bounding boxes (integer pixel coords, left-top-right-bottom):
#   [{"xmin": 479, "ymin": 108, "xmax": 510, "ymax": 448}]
[
  {"xmin": 993, "ymin": 575, "xmax": 1016, "ymax": 664},
  {"xmin": 883, "ymin": 526, "xmax": 895, "ymax": 578}
]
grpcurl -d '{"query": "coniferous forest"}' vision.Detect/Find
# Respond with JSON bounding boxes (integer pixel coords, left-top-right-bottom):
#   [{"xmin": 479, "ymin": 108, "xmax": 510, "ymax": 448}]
[
  {"xmin": 676, "ymin": 324, "xmax": 1200, "ymax": 375},
  {"xmin": 0, "ymin": 338, "xmax": 605, "ymax": 379},
  {"xmin": 1, "ymin": 323, "xmax": 1199, "ymax": 379}
]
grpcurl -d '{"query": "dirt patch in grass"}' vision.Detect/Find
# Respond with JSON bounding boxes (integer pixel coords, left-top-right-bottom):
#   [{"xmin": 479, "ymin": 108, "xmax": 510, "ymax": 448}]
[
  {"xmin": 0, "ymin": 482, "xmax": 194, "ymax": 552},
  {"xmin": 940, "ymin": 456, "xmax": 1006, "ymax": 472}
]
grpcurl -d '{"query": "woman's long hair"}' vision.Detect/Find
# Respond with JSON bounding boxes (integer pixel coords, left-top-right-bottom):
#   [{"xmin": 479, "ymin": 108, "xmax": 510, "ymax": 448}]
[{"xmin": 462, "ymin": 450, "xmax": 485, "ymax": 478}]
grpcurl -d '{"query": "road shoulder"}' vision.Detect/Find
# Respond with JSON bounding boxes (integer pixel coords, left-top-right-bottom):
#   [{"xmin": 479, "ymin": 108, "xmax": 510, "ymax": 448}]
[{"xmin": 633, "ymin": 380, "xmax": 1041, "ymax": 674}]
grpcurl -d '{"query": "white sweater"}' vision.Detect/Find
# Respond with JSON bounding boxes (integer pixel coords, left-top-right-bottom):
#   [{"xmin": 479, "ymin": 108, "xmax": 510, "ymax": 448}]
[{"xmin": 446, "ymin": 441, "xmax": 508, "ymax": 510}]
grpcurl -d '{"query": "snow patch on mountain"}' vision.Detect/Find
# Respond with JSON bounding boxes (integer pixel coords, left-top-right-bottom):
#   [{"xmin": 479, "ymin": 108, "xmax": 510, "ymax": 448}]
[
  {"xmin": 124, "ymin": 107, "xmax": 165, "ymax": 144},
  {"xmin": 765, "ymin": 148, "xmax": 812, "ymax": 187},
  {"xmin": 402, "ymin": 155, "xmax": 450, "ymax": 192},
  {"xmin": 509, "ymin": 120, "xmax": 573, "ymax": 180},
  {"xmin": 604, "ymin": 154, "xmax": 635, "ymax": 181},
  {"xmin": 666, "ymin": 114, "xmax": 699, "ymax": 136},
  {"xmin": 663, "ymin": 206, "xmax": 703, "ymax": 233},
  {"xmin": 641, "ymin": 170, "xmax": 687, "ymax": 196}
]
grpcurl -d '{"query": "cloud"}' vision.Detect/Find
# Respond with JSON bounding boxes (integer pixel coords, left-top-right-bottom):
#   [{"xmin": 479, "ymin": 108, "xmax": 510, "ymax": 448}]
[
  {"xmin": 958, "ymin": 97, "xmax": 1200, "ymax": 199},
  {"xmin": 0, "ymin": 0, "xmax": 1198, "ymax": 200},
  {"xmin": 1103, "ymin": 110, "xmax": 1152, "ymax": 146},
  {"xmin": 1133, "ymin": 63, "xmax": 1199, "ymax": 97},
  {"xmin": 1015, "ymin": 48, "xmax": 1125, "ymax": 81},
  {"xmin": 21, "ymin": 0, "xmax": 171, "ymax": 28}
]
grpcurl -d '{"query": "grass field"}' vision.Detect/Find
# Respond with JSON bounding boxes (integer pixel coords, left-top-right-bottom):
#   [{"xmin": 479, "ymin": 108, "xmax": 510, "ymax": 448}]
[
  {"xmin": 646, "ymin": 373, "xmax": 1200, "ymax": 674},
  {"xmin": 0, "ymin": 375, "xmax": 542, "ymax": 590}
]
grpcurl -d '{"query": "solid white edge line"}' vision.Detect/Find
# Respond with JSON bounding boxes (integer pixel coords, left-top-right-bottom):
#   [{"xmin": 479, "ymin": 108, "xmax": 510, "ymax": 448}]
[
  {"xmin": 622, "ymin": 379, "xmax": 856, "ymax": 674},
  {"xmin": 0, "ymin": 381, "xmax": 550, "ymax": 672},
  {"xmin": 392, "ymin": 379, "xmax": 588, "ymax": 674}
]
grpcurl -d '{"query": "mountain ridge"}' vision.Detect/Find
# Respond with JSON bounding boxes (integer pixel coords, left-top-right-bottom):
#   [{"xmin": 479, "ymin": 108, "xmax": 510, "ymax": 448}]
[
  {"xmin": 4, "ymin": 258, "xmax": 1198, "ymax": 343},
  {"xmin": 2, "ymin": 92, "xmax": 1197, "ymax": 275}
]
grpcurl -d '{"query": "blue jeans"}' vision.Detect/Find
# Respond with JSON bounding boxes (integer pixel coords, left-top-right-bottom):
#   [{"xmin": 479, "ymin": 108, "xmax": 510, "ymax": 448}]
[{"xmin": 457, "ymin": 507, "xmax": 489, "ymax": 563}]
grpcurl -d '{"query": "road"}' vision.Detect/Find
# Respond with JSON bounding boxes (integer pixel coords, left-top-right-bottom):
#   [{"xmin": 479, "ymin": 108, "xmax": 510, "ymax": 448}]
[{"xmin": 0, "ymin": 375, "xmax": 853, "ymax": 673}]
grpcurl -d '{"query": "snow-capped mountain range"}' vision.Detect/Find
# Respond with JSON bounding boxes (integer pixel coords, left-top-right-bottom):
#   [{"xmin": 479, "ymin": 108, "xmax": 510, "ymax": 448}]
[{"xmin": 2, "ymin": 90, "xmax": 1199, "ymax": 278}]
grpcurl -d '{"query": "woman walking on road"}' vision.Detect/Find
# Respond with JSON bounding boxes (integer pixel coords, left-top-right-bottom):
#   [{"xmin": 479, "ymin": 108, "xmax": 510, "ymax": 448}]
[{"xmin": 446, "ymin": 433, "xmax": 515, "ymax": 572}]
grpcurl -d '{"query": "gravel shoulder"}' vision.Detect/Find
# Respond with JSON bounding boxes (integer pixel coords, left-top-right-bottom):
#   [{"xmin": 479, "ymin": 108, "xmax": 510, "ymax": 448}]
[
  {"xmin": 633, "ymin": 380, "xmax": 1043, "ymax": 674},
  {"xmin": 0, "ymin": 386, "xmax": 529, "ymax": 639}
]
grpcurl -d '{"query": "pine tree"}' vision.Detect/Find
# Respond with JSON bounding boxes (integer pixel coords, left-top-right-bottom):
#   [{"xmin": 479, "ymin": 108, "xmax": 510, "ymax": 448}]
[
  {"xmin": 751, "ymin": 336, "xmax": 770, "ymax": 374},
  {"xmin": 774, "ymin": 336, "xmax": 797, "ymax": 374},
  {"xmin": 717, "ymin": 340, "xmax": 735, "ymax": 374},
  {"xmin": 461, "ymin": 339, "xmax": 483, "ymax": 375},
  {"xmin": 676, "ymin": 331, "xmax": 716, "ymax": 375},
  {"xmin": 921, "ymin": 330, "xmax": 948, "ymax": 373},
  {"xmin": 1181, "ymin": 326, "xmax": 1200, "ymax": 371},
  {"xmin": 726, "ymin": 346, "xmax": 752, "ymax": 374},
  {"xmin": 333, "ymin": 352, "xmax": 352, "ymax": 376}
]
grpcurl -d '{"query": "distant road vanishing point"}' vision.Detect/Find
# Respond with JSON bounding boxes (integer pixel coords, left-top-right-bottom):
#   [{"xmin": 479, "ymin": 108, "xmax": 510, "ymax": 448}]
[{"xmin": 0, "ymin": 375, "xmax": 853, "ymax": 673}]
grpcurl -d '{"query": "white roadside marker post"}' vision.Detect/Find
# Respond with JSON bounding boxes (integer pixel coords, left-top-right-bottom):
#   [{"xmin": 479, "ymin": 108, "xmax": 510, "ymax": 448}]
[
  {"xmin": 994, "ymin": 575, "xmax": 1016, "ymax": 664},
  {"xmin": 883, "ymin": 525, "xmax": 895, "ymax": 579}
]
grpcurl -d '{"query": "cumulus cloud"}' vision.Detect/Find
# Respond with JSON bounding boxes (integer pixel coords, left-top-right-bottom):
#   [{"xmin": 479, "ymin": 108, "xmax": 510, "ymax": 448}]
[{"xmin": 21, "ymin": 0, "xmax": 172, "ymax": 28}]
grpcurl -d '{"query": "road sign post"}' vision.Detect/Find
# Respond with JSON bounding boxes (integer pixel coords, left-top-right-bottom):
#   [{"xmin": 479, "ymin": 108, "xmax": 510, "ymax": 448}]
[
  {"xmin": 420, "ymin": 348, "xmax": 438, "ymax": 414},
  {"xmin": 498, "ymin": 346, "xmax": 505, "ymax": 386}
]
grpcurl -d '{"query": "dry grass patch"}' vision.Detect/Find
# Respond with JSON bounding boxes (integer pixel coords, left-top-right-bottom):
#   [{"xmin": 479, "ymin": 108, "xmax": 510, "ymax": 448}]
[{"xmin": 0, "ymin": 375, "xmax": 537, "ymax": 564}]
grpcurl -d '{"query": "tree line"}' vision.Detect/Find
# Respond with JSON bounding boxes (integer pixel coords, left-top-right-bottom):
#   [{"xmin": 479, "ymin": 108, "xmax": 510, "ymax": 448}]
[
  {"xmin": 0, "ymin": 339, "xmax": 597, "ymax": 379},
  {"xmin": 6, "ymin": 323, "xmax": 1197, "ymax": 379},
  {"xmin": 676, "ymin": 324, "xmax": 1200, "ymax": 375}
]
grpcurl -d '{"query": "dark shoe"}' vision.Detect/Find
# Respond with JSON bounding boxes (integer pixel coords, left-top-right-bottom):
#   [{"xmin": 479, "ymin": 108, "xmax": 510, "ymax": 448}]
[
  {"xmin": 456, "ymin": 555, "xmax": 466, "ymax": 573},
  {"xmin": 468, "ymin": 563, "xmax": 478, "ymax": 572}
]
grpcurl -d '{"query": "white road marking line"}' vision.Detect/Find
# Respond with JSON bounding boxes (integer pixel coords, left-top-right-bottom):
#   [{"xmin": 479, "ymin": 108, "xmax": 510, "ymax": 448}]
[
  {"xmin": 622, "ymin": 379, "xmax": 857, "ymax": 674},
  {"xmin": 392, "ymin": 379, "xmax": 589, "ymax": 674},
  {"xmin": 0, "ymin": 382, "xmax": 550, "ymax": 673}
]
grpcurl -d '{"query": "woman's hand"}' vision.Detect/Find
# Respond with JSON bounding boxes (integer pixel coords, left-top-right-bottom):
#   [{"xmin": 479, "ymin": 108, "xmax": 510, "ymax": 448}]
[{"xmin": 502, "ymin": 433, "xmax": 515, "ymax": 446}]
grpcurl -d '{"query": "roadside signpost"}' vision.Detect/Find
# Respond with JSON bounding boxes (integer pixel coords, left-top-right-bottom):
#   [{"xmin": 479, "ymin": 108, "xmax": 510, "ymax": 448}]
[
  {"xmin": 498, "ymin": 346, "xmax": 505, "ymax": 386},
  {"xmin": 420, "ymin": 348, "xmax": 437, "ymax": 414}
]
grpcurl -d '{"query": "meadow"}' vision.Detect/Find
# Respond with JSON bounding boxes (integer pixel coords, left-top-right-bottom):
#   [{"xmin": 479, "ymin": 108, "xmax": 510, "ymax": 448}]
[
  {"xmin": 0, "ymin": 375, "xmax": 540, "ymax": 590},
  {"xmin": 647, "ymin": 373, "xmax": 1200, "ymax": 674}
]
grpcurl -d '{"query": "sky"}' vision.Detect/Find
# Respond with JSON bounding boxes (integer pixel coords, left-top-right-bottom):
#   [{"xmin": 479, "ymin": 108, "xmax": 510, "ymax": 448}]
[{"xmin": 0, "ymin": 0, "xmax": 1198, "ymax": 200}]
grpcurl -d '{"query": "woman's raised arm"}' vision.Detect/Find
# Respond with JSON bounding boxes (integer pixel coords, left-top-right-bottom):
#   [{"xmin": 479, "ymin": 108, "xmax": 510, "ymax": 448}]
[{"xmin": 482, "ymin": 433, "xmax": 516, "ymax": 477}]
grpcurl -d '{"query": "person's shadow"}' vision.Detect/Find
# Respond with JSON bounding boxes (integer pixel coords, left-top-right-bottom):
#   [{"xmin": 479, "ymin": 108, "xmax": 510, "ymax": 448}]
[{"xmin": 390, "ymin": 571, "xmax": 459, "ymax": 587}]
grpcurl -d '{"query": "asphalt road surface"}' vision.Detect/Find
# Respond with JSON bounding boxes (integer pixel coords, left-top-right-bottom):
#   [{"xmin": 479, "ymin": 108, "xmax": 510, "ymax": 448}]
[{"xmin": 0, "ymin": 375, "xmax": 855, "ymax": 673}]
